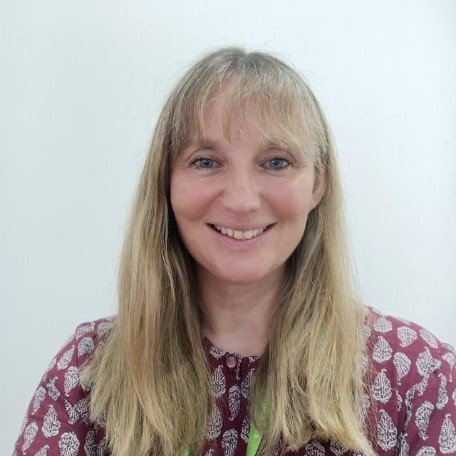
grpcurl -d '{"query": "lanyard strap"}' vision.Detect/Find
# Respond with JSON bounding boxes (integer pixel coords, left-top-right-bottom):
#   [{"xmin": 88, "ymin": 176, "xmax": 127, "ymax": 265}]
[
  {"xmin": 182, "ymin": 420, "xmax": 263, "ymax": 456},
  {"xmin": 246, "ymin": 421, "xmax": 262, "ymax": 456}
]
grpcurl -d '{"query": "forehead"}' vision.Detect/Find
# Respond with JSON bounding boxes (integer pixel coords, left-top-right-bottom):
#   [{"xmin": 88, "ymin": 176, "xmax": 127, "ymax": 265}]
[{"xmin": 187, "ymin": 86, "xmax": 315, "ymax": 155}]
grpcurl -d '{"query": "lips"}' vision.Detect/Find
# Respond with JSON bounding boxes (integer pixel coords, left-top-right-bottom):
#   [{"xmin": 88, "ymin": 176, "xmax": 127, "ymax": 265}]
[{"xmin": 211, "ymin": 224, "xmax": 269, "ymax": 240}]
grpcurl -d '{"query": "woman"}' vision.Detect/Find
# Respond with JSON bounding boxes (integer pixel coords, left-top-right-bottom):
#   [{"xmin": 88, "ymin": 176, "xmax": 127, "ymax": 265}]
[{"xmin": 14, "ymin": 48, "xmax": 456, "ymax": 456}]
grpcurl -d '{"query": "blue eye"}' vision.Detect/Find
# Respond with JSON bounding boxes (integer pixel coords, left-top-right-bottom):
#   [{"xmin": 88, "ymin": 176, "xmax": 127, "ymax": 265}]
[
  {"xmin": 193, "ymin": 157, "xmax": 216, "ymax": 169},
  {"xmin": 267, "ymin": 158, "xmax": 290, "ymax": 170}
]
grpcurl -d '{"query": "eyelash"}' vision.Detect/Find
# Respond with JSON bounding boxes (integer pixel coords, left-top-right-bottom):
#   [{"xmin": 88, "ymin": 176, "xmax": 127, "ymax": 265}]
[
  {"xmin": 264, "ymin": 157, "xmax": 292, "ymax": 170},
  {"xmin": 192, "ymin": 157, "xmax": 218, "ymax": 169},
  {"xmin": 190, "ymin": 155, "xmax": 294, "ymax": 171}
]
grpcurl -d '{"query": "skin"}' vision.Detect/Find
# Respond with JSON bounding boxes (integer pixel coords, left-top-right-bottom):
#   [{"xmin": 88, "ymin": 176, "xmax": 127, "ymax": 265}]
[{"xmin": 170, "ymin": 90, "xmax": 325, "ymax": 356}]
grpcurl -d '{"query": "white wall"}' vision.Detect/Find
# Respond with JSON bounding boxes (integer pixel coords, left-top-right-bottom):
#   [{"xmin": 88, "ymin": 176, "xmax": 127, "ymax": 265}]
[{"xmin": 1, "ymin": 0, "xmax": 455, "ymax": 449}]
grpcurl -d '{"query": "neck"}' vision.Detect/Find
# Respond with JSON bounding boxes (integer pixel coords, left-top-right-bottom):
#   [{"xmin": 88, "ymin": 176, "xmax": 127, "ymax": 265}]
[{"xmin": 198, "ymin": 269, "xmax": 283, "ymax": 357}]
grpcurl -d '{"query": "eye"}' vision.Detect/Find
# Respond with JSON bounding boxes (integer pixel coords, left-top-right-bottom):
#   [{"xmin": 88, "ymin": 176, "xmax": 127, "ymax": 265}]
[
  {"xmin": 265, "ymin": 157, "xmax": 291, "ymax": 170},
  {"xmin": 192, "ymin": 157, "xmax": 217, "ymax": 169}
]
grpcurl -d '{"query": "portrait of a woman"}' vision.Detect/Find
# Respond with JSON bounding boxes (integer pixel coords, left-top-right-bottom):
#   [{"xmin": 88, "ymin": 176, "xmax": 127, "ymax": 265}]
[{"xmin": 14, "ymin": 48, "xmax": 456, "ymax": 456}]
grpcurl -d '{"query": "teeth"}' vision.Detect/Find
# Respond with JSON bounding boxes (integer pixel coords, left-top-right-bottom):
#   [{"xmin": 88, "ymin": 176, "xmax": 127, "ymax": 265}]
[
  {"xmin": 244, "ymin": 230, "xmax": 253, "ymax": 240},
  {"xmin": 233, "ymin": 230, "xmax": 242, "ymax": 240},
  {"xmin": 213, "ymin": 225, "xmax": 267, "ymax": 240}
]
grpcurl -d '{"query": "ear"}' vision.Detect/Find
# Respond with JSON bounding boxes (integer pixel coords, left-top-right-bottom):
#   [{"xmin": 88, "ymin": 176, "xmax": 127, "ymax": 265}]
[{"xmin": 310, "ymin": 166, "xmax": 326, "ymax": 210}]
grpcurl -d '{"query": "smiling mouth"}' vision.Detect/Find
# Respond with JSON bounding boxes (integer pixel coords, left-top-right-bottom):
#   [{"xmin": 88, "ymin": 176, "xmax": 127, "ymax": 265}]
[{"xmin": 211, "ymin": 224, "xmax": 270, "ymax": 241}]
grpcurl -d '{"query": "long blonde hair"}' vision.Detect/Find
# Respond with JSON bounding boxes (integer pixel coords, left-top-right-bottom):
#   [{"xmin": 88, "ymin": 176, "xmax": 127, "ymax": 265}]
[{"xmin": 82, "ymin": 47, "xmax": 374, "ymax": 455}]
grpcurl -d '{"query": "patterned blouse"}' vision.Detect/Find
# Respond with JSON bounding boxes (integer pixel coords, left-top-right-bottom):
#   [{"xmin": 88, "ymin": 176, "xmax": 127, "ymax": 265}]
[{"xmin": 14, "ymin": 308, "xmax": 456, "ymax": 455}]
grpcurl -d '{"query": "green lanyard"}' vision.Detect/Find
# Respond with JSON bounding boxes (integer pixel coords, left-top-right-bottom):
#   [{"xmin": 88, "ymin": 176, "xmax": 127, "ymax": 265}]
[
  {"xmin": 182, "ymin": 420, "xmax": 263, "ymax": 456},
  {"xmin": 246, "ymin": 420, "xmax": 263, "ymax": 456}
]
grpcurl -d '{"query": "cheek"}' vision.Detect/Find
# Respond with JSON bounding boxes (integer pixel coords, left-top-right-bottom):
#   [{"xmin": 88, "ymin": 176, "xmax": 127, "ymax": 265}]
[
  {"xmin": 268, "ymin": 181, "xmax": 314, "ymax": 219},
  {"xmin": 170, "ymin": 174, "xmax": 193, "ymax": 218},
  {"xmin": 170, "ymin": 176, "xmax": 211, "ymax": 224}
]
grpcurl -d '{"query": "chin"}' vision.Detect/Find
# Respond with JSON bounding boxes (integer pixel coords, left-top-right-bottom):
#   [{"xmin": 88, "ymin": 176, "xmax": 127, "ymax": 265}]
[{"xmin": 213, "ymin": 267, "xmax": 278, "ymax": 287}]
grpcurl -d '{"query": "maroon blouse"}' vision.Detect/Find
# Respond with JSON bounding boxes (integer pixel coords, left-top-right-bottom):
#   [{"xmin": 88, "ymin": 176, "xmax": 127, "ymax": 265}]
[{"xmin": 14, "ymin": 308, "xmax": 456, "ymax": 455}]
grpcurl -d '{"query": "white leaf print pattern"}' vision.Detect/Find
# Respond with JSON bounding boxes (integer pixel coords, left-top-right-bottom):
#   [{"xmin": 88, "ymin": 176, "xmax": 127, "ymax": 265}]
[
  {"xmin": 97, "ymin": 320, "xmax": 113, "ymax": 336},
  {"xmin": 45, "ymin": 357, "xmax": 57, "ymax": 373},
  {"xmin": 221, "ymin": 429, "xmax": 238, "ymax": 456},
  {"xmin": 415, "ymin": 401, "xmax": 434, "ymax": 440},
  {"xmin": 372, "ymin": 369, "xmax": 392, "ymax": 404},
  {"xmin": 397, "ymin": 391, "xmax": 403, "ymax": 412},
  {"xmin": 417, "ymin": 348, "xmax": 440, "ymax": 377},
  {"xmin": 206, "ymin": 403, "xmax": 222, "ymax": 441},
  {"xmin": 397, "ymin": 432, "xmax": 409, "ymax": 456},
  {"xmin": 330, "ymin": 439, "xmax": 347, "ymax": 455},
  {"xmin": 210, "ymin": 345, "xmax": 226, "ymax": 359},
  {"xmin": 75, "ymin": 322, "xmax": 95, "ymax": 338},
  {"xmin": 394, "ymin": 352, "xmax": 411, "ymax": 383},
  {"xmin": 46, "ymin": 377, "xmax": 60, "ymax": 401},
  {"xmin": 377, "ymin": 409, "xmax": 397, "ymax": 451},
  {"xmin": 84, "ymin": 429, "xmax": 104, "ymax": 456},
  {"xmin": 439, "ymin": 413, "xmax": 456, "ymax": 454},
  {"xmin": 84, "ymin": 430, "xmax": 95, "ymax": 456},
  {"xmin": 416, "ymin": 447, "xmax": 436, "ymax": 456},
  {"xmin": 437, "ymin": 373, "xmax": 449, "ymax": 410},
  {"xmin": 213, "ymin": 366, "xmax": 226, "ymax": 398},
  {"xmin": 240, "ymin": 416, "xmax": 250, "ymax": 443},
  {"xmin": 443, "ymin": 343, "xmax": 456, "ymax": 355},
  {"xmin": 443, "ymin": 352, "xmax": 455, "ymax": 382},
  {"xmin": 22, "ymin": 421, "xmax": 38, "ymax": 452},
  {"xmin": 204, "ymin": 450, "xmax": 215, "ymax": 456},
  {"xmin": 64, "ymin": 366, "xmax": 80, "ymax": 396},
  {"xmin": 34, "ymin": 445, "xmax": 50, "ymax": 456},
  {"xmin": 32, "ymin": 386, "xmax": 46, "ymax": 414},
  {"xmin": 228, "ymin": 385, "xmax": 241, "ymax": 421},
  {"xmin": 453, "ymin": 389, "xmax": 456, "ymax": 406},
  {"xmin": 65, "ymin": 399, "xmax": 80, "ymax": 425},
  {"xmin": 304, "ymin": 440, "xmax": 325, "ymax": 455},
  {"xmin": 397, "ymin": 326, "xmax": 418, "ymax": 348},
  {"xmin": 58, "ymin": 432, "xmax": 80, "ymax": 456},
  {"xmin": 420, "ymin": 328, "xmax": 439, "ymax": 349},
  {"xmin": 42, "ymin": 404, "xmax": 61, "ymax": 437},
  {"xmin": 65, "ymin": 397, "xmax": 90, "ymax": 425},
  {"xmin": 373, "ymin": 316, "xmax": 393, "ymax": 333},
  {"xmin": 373, "ymin": 336, "xmax": 393, "ymax": 363},
  {"xmin": 241, "ymin": 369, "xmax": 254, "ymax": 398},
  {"xmin": 404, "ymin": 387, "xmax": 415, "ymax": 428},
  {"xmin": 76, "ymin": 397, "xmax": 89, "ymax": 423},
  {"xmin": 78, "ymin": 336, "xmax": 95, "ymax": 357},
  {"xmin": 57, "ymin": 345, "xmax": 75, "ymax": 370},
  {"xmin": 416, "ymin": 375, "xmax": 430, "ymax": 396},
  {"xmin": 20, "ymin": 413, "xmax": 28, "ymax": 434}
]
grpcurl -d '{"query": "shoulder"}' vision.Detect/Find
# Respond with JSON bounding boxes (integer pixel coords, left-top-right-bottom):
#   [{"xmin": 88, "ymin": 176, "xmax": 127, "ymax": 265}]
[
  {"xmin": 364, "ymin": 306, "xmax": 455, "ymax": 376},
  {"xmin": 66, "ymin": 317, "xmax": 115, "ymax": 365},
  {"xmin": 41, "ymin": 317, "xmax": 115, "ymax": 382},
  {"xmin": 363, "ymin": 307, "xmax": 456, "ymax": 454},
  {"xmin": 14, "ymin": 317, "xmax": 115, "ymax": 455}
]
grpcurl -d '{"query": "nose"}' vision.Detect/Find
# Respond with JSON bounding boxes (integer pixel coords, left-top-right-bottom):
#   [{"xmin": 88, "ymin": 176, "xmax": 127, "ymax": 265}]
[{"xmin": 221, "ymin": 168, "xmax": 261, "ymax": 214}]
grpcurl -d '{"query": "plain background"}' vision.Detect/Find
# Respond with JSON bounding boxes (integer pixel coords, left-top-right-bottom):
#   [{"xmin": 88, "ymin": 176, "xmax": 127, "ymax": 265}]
[{"xmin": 1, "ymin": 0, "xmax": 455, "ymax": 449}]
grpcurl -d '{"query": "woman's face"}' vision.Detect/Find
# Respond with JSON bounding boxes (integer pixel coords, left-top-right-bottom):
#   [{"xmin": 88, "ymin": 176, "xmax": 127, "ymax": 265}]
[{"xmin": 170, "ymin": 91, "xmax": 325, "ymax": 288}]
